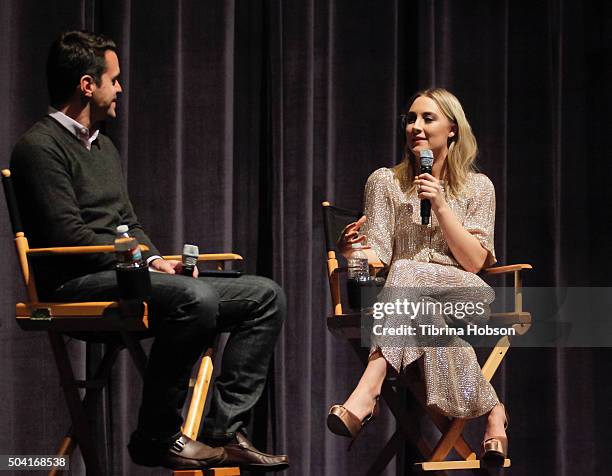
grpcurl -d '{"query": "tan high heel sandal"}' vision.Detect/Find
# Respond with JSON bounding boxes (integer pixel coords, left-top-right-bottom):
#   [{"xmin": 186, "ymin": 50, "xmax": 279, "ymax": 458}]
[
  {"xmin": 482, "ymin": 404, "xmax": 509, "ymax": 466},
  {"xmin": 327, "ymin": 396, "xmax": 379, "ymax": 450}
]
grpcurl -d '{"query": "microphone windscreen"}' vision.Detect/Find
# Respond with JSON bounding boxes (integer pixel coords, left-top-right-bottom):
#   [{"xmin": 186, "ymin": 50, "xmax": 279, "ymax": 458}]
[
  {"xmin": 419, "ymin": 149, "xmax": 434, "ymax": 168},
  {"xmin": 182, "ymin": 244, "xmax": 199, "ymax": 276},
  {"xmin": 182, "ymin": 244, "xmax": 199, "ymax": 259}
]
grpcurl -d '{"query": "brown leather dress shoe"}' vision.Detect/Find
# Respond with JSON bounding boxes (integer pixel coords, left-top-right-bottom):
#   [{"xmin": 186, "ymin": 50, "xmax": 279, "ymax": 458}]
[
  {"xmin": 203, "ymin": 431, "xmax": 289, "ymax": 471},
  {"xmin": 128, "ymin": 431, "xmax": 226, "ymax": 470}
]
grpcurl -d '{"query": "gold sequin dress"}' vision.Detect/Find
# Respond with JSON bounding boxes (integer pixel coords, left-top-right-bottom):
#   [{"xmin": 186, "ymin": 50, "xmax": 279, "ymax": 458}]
[{"xmin": 362, "ymin": 167, "xmax": 499, "ymax": 418}]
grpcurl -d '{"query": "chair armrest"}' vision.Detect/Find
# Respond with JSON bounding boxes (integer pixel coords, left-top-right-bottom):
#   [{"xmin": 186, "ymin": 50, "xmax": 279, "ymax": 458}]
[
  {"xmin": 161, "ymin": 253, "xmax": 243, "ymax": 262},
  {"xmin": 483, "ymin": 263, "xmax": 532, "ymax": 275},
  {"xmin": 27, "ymin": 244, "xmax": 150, "ymax": 256}
]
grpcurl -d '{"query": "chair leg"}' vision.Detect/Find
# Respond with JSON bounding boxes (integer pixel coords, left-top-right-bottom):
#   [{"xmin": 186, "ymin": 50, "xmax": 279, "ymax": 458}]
[
  {"xmin": 365, "ymin": 430, "xmax": 403, "ymax": 476},
  {"xmin": 412, "ymin": 337, "xmax": 512, "ymax": 472},
  {"xmin": 182, "ymin": 350, "xmax": 214, "ymax": 440},
  {"xmin": 401, "ymin": 366, "xmax": 477, "ymax": 461},
  {"xmin": 423, "ymin": 338, "xmax": 510, "ymax": 468},
  {"xmin": 341, "ymin": 336, "xmax": 512, "ymax": 472},
  {"xmin": 119, "ymin": 331, "xmax": 148, "ymax": 377},
  {"xmin": 173, "ymin": 348, "xmax": 241, "ymax": 476},
  {"xmin": 49, "ymin": 336, "xmax": 147, "ymax": 475},
  {"xmin": 380, "ymin": 379, "xmax": 432, "ymax": 457},
  {"xmin": 48, "ymin": 332, "xmax": 103, "ymax": 476},
  {"xmin": 50, "ymin": 342, "xmax": 124, "ymax": 472},
  {"xmin": 347, "ymin": 339, "xmax": 431, "ymax": 473},
  {"xmin": 481, "ymin": 336, "xmax": 510, "ymax": 382},
  {"xmin": 48, "ymin": 436, "xmax": 74, "ymax": 476},
  {"xmin": 429, "ymin": 418, "xmax": 468, "ymax": 462}
]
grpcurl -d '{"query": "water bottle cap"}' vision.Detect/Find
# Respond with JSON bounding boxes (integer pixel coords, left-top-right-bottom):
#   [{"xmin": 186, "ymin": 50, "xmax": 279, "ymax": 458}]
[{"xmin": 116, "ymin": 224, "xmax": 129, "ymax": 234}]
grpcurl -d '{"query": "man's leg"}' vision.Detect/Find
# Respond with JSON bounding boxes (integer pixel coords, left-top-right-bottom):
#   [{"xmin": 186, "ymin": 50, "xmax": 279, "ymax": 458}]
[
  {"xmin": 53, "ymin": 270, "xmax": 227, "ymax": 469},
  {"xmin": 198, "ymin": 274, "xmax": 286, "ymax": 440},
  {"xmin": 195, "ymin": 274, "xmax": 289, "ymax": 471}
]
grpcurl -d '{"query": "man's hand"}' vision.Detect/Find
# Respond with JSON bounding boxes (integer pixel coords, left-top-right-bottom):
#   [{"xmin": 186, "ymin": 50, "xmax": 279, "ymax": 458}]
[
  {"xmin": 149, "ymin": 258, "xmax": 199, "ymax": 277},
  {"xmin": 149, "ymin": 258, "xmax": 178, "ymax": 274}
]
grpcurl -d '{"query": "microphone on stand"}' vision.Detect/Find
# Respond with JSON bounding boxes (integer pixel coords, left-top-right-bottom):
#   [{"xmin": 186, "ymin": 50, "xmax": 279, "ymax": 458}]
[
  {"xmin": 419, "ymin": 149, "xmax": 434, "ymax": 225},
  {"xmin": 182, "ymin": 244, "xmax": 199, "ymax": 276}
]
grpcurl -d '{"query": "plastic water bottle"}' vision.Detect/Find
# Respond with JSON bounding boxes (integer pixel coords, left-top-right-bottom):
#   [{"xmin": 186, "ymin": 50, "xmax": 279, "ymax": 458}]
[
  {"xmin": 348, "ymin": 243, "xmax": 369, "ymax": 280},
  {"xmin": 114, "ymin": 224, "xmax": 144, "ymax": 268},
  {"xmin": 347, "ymin": 243, "xmax": 370, "ymax": 309},
  {"xmin": 114, "ymin": 225, "xmax": 150, "ymax": 299}
]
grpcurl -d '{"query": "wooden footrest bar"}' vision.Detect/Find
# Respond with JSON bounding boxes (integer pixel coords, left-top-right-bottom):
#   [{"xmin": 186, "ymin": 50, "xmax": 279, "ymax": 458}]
[
  {"xmin": 173, "ymin": 468, "xmax": 241, "ymax": 476},
  {"xmin": 417, "ymin": 459, "xmax": 511, "ymax": 470}
]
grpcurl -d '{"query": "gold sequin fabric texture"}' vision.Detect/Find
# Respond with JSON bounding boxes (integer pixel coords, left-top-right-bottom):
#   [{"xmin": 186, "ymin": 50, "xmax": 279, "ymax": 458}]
[{"xmin": 362, "ymin": 167, "xmax": 499, "ymax": 418}]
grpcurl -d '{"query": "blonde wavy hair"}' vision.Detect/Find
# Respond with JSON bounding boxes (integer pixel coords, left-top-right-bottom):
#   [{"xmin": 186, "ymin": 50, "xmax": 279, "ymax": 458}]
[{"xmin": 393, "ymin": 88, "xmax": 478, "ymax": 198}]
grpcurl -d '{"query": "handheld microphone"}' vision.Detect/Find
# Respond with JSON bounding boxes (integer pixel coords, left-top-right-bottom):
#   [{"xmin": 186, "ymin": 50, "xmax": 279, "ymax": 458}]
[
  {"xmin": 419, "ymin": 149, "xmax": 434, "ymax": 225},
  {"xmin": 182, "ymin": 244, "xmax": 199, "ymax": 276}
]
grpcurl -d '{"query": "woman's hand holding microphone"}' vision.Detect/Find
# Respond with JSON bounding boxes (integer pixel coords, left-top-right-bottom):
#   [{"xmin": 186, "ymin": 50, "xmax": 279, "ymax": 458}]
[{"xmin": 414, "ymin": 173, "xmax": 448, "ymax": 215}]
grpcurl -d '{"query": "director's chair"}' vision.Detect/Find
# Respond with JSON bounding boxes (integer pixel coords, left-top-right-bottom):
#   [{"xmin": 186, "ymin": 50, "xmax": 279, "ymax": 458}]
[
  {"xmin": 322, "ymin": 200, "xmax": 532, "ymax": 474},
  {"xmin": 3, "ymin": 169, "xmax": 240, "ymax": 476}
]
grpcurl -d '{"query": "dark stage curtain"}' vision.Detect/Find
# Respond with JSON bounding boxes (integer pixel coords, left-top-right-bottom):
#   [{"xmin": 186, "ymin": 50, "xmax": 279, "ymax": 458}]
[{"xmin": 1, "ymin": 1, "xmax": 611, "ymax": 475}]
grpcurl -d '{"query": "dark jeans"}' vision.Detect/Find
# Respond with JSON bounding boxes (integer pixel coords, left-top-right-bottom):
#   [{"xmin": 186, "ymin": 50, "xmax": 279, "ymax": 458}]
[{"xmin": 53, "ymin": 270, "xmax": 286, "ymax": 441}]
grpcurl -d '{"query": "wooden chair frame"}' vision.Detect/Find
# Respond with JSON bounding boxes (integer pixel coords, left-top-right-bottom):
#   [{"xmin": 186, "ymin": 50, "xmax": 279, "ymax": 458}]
[
  {"xmin": 3, "ymin": 169, "xmax": 239, "ymax": 476},
  {"xmin": 322, "ymin": 200, "xmax": 532, "ymax": 474}
]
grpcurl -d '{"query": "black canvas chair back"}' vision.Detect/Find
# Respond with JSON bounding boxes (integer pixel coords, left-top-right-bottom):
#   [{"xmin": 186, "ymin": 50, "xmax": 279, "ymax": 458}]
[{"xmin": 321, "ymin": 201, "xmax": 361, "ymax": 254}]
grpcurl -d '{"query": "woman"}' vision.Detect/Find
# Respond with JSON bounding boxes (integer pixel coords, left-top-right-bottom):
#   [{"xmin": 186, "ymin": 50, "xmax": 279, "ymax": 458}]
[{"xmin": 327, "ymin": 88, "xmax": 508, "ymax": 463}]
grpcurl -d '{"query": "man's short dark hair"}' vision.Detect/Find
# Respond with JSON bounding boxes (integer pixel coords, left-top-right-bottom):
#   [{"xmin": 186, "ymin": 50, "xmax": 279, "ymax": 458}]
[{"xmin": 46, "ymin": 30, "xmax": 117, "ymax": 108}]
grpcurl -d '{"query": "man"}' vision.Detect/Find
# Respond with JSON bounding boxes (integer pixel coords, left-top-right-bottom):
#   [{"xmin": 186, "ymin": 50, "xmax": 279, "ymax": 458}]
[{"xmin": 10, "ymin": 30, "xmax": 288, "ymax": 472}]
